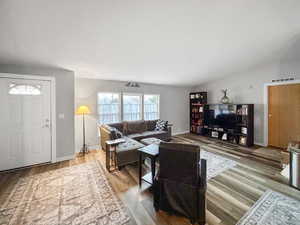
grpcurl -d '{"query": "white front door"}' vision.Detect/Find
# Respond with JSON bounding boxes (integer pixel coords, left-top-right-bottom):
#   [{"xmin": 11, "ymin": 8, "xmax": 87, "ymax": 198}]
[{"xmin": 0, "ymin": 78, "xmax": 52, "ymax": 171}]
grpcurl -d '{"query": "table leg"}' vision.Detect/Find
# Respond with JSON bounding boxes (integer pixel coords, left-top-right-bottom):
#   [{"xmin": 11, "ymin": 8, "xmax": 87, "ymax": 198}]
[
  {"xmin": 151, "ymin": 157, "xmax": 156, "ymax": 184},
  {"xmin": 113, "ymin": 146, "xmax": 117, "ymax": 170},
  {"xmin": 139, "ymin": 152, "xmax": 142, "ymax": 187},
  {"xmin": 106, "ymin": 144, "xmax": 110, "ymax": 172},
  {"xmin": 110, "ymin": 149, "xmax": 113, "ymax": 169}
]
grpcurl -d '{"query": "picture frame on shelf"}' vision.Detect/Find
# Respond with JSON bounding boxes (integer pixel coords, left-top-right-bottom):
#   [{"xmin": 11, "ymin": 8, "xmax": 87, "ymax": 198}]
[
  {"xmin": 211, "ymin": 131, "xmax": 218, "ymax": 138},
  {"xmin": 239, "ymin": 136, "xmax": 247, "ymax": 145},
  {"xmin": 231, "ymin": 137, "xmax": 237, "ymax": 144},
  {"xmin": 222, "ymin": 133, "xmax": 227, "ymax": 141}
]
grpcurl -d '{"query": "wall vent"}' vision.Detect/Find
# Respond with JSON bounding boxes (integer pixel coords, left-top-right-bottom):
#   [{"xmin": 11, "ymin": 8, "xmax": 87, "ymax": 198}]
[{"xmin": 271, "ymin": 77, "xmax": 295, "ymax": 83}]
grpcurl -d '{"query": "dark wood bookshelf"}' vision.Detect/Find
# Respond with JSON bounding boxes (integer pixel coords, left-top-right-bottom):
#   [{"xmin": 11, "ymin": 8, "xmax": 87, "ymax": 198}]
[{"xmin": 189, "ymin": 92, "xmax": 207, "ymax": 135}]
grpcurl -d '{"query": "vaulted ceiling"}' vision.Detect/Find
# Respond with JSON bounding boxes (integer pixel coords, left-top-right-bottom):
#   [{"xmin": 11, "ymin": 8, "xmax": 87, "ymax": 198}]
[{"xmin": 1, "ymin": 0, "xmax": 300, "ymax": 86}]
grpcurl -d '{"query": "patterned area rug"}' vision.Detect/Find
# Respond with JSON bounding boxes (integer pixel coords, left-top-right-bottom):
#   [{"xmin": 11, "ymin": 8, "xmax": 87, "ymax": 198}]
[
  {"xmin": 170, "ymin": 136, "xmax": 237, "ymax": 180},
  {"xmin": 0, "ymin": 161, "xmax": 130, "ymax": 225},
  {"xmin": 200, "ymin": 150, "xmax": 237, "ymax": 180},
  {"xmin": 236, "ymin": 190, "xmax": 300, "ymax": 225}
]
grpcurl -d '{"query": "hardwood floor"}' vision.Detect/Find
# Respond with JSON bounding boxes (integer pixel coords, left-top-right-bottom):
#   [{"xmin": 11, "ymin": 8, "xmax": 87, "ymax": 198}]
[{"xmin": 1, "ymin": 134, "xmax": 299, "ymax": 225}]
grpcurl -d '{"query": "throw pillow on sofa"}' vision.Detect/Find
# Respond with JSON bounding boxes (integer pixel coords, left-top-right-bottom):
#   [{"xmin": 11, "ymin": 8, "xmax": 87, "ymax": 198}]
[
  {"xmin": 146, "ymin": 120, "xmax": 158, "ymax": 131},
  {"xmin": 115, "ymin": 129, "xmax": 123, "ymax": 138},
  {"xmin": 155, "ymin": 119, "xmax": 168, "ymax": 131},
  {"xmin": 110, "ymin": 128, "xmax": 123, "ymax": 140}
]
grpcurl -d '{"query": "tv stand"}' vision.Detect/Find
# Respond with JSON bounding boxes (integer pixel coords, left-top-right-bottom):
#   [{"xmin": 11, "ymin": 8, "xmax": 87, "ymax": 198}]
[{"xmin": 202, "ymin": 104, "xmax": 254, "ymax": 147}]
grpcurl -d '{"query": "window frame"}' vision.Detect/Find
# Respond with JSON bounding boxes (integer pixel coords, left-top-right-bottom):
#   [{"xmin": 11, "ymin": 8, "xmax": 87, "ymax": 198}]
[
  {"xmin": 122, "ymin": 92, "xmax": 143, "ymax": 121},
  {"xmin": 97, "ymin": 92, "xmax": 121, "ymax": 124},
  {"xmin": 97, "ymin": 92, "xmax": 161, "ymax": 123},
  {"xmin": 8, "ymin": 83, "xmax": 42, "ymax": 95},
  {"xmin": 143, "ymin": 94, "xmax": 160, "ymax": 120}
]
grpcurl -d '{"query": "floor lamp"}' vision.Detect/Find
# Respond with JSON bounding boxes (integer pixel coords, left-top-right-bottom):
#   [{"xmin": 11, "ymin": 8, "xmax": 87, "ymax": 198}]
[{"xmin": 76, "ymin": 105, "xmax": 91, "ymax": 155}]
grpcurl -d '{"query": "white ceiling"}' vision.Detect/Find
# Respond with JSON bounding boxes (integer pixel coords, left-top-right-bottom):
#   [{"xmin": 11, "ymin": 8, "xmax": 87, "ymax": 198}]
[{"xmin": 0, "ymin": 0, "xmax": 300, "ymax": 86}]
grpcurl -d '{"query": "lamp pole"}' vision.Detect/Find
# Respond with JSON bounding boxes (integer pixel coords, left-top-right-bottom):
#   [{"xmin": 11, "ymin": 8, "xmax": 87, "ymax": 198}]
[
  {"xmin": 82, "ymin": 112, "xmax": 88, "ymax": 155},
  {"xmin": 76, "ymin": 105, "xmax": 90, "ymax": 156}
]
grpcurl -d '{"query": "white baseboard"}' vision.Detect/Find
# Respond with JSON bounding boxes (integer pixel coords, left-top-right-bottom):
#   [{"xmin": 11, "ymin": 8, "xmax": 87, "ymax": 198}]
[
  {"xmin": 56, "ymin": 154, "xmax": 75, "ymax": 162},
  {"xmin": 254, "ymin": 142, "xmax": 266, "ymax": 147},
  {"xmin": 172, "ymin": 130, "xmax": 190, "ymax": 136},
  {"xmin": 88, "ymin": 145, "xmax": 101, "ymax": 150},
  {"xmin": 75, "ymin": 144, "xmax": 101, "ymax": 153}
]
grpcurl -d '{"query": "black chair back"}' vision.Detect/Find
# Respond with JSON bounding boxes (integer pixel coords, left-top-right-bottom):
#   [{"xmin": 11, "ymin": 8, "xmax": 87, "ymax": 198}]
[{"xmin": 159, "ymin": 142, "xmax": 200, "ymax": 186}]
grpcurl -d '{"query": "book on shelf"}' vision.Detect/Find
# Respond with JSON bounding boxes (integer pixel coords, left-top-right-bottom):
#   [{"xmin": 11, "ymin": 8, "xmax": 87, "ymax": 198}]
[
  {"xmin": 211, "ymin": 131, "xmax": 218, "ymax": 138},
  {"xmin": 237, "ymin": 105, "xmax": 248, "ymax": 115},
  {"xmin": 222, "ymin": 133, "xmax": 227, "ymax": 140},
  {"xmin": 241, "ymin": 127, "xmax": 247, "ymax": 135},
  {"xmin": 239, "ymin": 136, "xmax": 247, "ymax": 145}
]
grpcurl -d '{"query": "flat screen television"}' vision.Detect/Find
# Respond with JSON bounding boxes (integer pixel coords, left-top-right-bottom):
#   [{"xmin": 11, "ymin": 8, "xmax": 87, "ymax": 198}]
[{"xmin": 204, "ymin": 105, "xmax": 237, "ymax": 129}]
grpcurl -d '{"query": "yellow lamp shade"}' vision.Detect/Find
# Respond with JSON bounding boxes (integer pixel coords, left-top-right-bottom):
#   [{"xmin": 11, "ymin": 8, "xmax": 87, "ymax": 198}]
[{"xmin": 76, "ymin": 105, "xmax": 91, "ymax": 115}]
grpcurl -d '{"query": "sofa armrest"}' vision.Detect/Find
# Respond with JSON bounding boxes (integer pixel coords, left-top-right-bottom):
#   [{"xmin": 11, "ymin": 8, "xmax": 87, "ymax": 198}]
[
  {"xmin": 167, "ymin": 126, "xmax": 172, "ymax": 138},
  {"xmin": 99, "ymin": 125, "xmax": 112, "ymax": 151}
]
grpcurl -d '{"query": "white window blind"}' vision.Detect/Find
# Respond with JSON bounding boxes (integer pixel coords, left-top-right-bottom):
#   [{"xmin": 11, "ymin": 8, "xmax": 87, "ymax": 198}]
[
  {"xmin": 123, "ymin": 94, "xmax": 142, "ymax": 121},
  {"xmin": 144, "ymin": 94, "xmax": 160, "ymax": 120},
  {"xmin": 97, "ymin": 93, "xmax": 121, "ymax": 124}
]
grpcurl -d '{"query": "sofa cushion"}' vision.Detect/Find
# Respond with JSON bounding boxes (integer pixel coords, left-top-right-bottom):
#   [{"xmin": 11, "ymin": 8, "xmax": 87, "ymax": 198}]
[
  {"xmin": 146, "ymin": 120, "xmax": 158, "ymax": 131},
  {"xmin": 127, "ymin": 130, "xmax": 166, "ymax": 140},
  {"xmin": 108, "ymin": 122, "xmax": 124, "ymax": 133},
  {"xmin": 142, "ymin": 130, "xmax": 166, "ymax": 136},
  {"xmin": 127, "ymin": 130, "xmax": 168, "ymax": 141},
  {"xmin": 125, "ymin": 120, "xmax": 147, "ymax": 135},
  {"xmin": 127, "ymin": 133, "xmax": 145, "ymax": 139},
  {"xmin": 143, "ymin": 130, "xmax": 170, "ymax": 141}
]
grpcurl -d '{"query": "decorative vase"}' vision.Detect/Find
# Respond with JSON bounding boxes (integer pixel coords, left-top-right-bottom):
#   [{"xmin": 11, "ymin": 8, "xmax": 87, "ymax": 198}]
[{"xmin": 221, "ymin": 89, "xmax": 230, "ymax": 104}]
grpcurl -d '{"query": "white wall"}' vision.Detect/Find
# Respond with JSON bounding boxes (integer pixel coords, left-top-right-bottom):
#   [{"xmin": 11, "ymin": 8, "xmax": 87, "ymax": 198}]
[
  {"xmin": 75, "ymin": 78, "xmax": 191, "ymax": 151},
  {"xmin": 0, "ymin": 64, "xmax": 75, "ymax": 159},
  {"xmin": 192, "ymin": 38, "xmax": 300, "ymax": 145}
]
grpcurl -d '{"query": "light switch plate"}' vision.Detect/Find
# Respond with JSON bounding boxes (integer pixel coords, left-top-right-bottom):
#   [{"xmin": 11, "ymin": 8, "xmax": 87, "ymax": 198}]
[{"xmin": 58, "ymin": 113, "xmax": 65, "ymax": 119}]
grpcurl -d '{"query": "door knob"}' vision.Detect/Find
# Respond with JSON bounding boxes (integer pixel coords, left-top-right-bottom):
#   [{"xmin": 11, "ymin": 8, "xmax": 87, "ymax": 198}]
[
  {"xmin": 43, "ymin": 119, "xmax": 50, "ymax": 128},
  {"xmin": 268, "ymin": 114, "xmax": 272, "ymax": 117}
]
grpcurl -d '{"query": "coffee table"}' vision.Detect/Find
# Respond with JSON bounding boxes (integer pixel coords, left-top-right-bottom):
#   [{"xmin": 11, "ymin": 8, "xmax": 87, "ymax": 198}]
[{"xmin": 138, "ymin": 144, "xmax": 159, "ymax": 187}]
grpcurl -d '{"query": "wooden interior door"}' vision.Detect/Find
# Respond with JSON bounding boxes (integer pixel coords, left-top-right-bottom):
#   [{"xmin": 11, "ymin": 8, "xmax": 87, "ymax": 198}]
[{"xmin": 268, "ymin": 84, "xmax": 300, "ymax": 148}]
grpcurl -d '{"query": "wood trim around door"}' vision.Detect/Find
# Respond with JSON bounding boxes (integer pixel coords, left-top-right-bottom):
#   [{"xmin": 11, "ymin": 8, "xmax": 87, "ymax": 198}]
[
  {"xmin": 0, "ymin": 73, "xmax": 57, "ymax": 163},
  {"xmin": 264, "ymin": 79, "xmax": 300, "ymax": 147}
]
